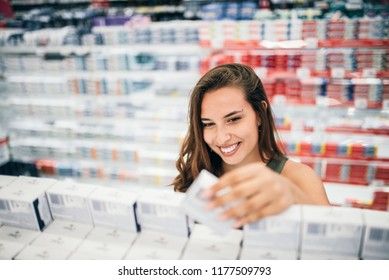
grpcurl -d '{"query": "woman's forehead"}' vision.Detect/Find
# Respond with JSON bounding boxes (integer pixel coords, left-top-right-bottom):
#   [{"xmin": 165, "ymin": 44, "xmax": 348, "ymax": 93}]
[{"xmin": 201, "ymin": 88, "xmax": 251, "ymax": 116}]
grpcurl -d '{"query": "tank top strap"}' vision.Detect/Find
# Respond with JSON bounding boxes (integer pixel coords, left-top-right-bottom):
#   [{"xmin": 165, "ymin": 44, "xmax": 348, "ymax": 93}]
[{"xmin": 266, "ymin": 156, "xmax": 287, "ymax": 174}]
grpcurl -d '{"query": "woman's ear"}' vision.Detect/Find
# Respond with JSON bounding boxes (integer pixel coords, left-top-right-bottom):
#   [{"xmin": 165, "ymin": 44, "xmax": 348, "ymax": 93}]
[{"xmin": 261, "ymin": 100, "xmax": 268, "ymax": 111}]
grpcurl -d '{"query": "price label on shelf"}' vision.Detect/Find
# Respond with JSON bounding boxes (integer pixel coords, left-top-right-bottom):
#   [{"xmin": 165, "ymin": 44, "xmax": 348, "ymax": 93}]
[
  {"xmin": 362, "ymin": 68, "xmax": 377, "ymax": 78},
  {"xmin": 331, "ymin": 68, "xmax": 346, "ymax": 78},
  {"xmin": 254, "ymin": 67, "xmax": 268, "ymax": 78},
  {"xmin": 354, "ymin": 98, "xmax": 368, "ymax": 109},
  {"xmin": 296, "ymin": 68, "xmax": 311, "ymax": 78},
  {"xmin": 272, "ymin": 94, "xmax": 287, "ymax": 105},
  {"xmin": 383, "ymin": 99, "xmax": 389, "ymax": 110},
  {"xmin": 305, "ymin": 37, "xmax": 319, "ymax": 48}
]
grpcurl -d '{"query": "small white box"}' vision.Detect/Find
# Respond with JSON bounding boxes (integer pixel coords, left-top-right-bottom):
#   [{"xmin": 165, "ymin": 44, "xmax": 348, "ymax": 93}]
[
  {"xmin": 85, "ymin": 226, "xmax": 137, "ymax": 247},
  {"xmin": 0, "ymin": 225, "xmax": 41, "ymax": 245},
  {"xmin": 361, "ymin": 209, "xmax": 389, "ymax": 260},
  {"xmin": 181, "ymin": 224, "xmax": 242, "ymax": 260},
  {"xmin": 300, "ymin": 205, "xmax": 363, "ymax": 260},
  {"xmin": 0, "ymin": 176, "xmax": 56, "ymax": 231},
  {"xmin": 31, "ymin": 232, "xmax": 83, "ymax": 253},
  {"xmin": 43, "ymin": 220, "xmax": 93, "ymax": 240},
  {"xmin": 0, "ymin": 240, "xmax": 26, "ymax": 260},
  {"xmin": 88, "ymin": 186, "xmax": 138, "ymax": 232},
  {"xmin": 0, "ymin": 175, "xmax": 17, "ymax": 190},
  {"xmin": 69, "ymin": 239, "xmax": 131, "ymax": 260},
  {"xmin": 14, "ymin": 244, "xmax": 72, "ymax": 260},
  {"xmin": 239, "ymin": 247, "xmax": 297, "ymax": 260},
  {"xmin": 124, "ymin": 231, "xmax": 188, "ymax": 260},
  {"xmin": 242, "ymin": 205, "xmax": 301, "ymax": 260},
  {"xmin": 47, "ymin": 181, "xmax": 96, "ymax": 225},
  {"xmin": 137, "ymin": 189, "xmax": 189, "ymax": 237},
  {"xmin": 180, "ymin": 170, "xmax": 235, "ymax": 236}
]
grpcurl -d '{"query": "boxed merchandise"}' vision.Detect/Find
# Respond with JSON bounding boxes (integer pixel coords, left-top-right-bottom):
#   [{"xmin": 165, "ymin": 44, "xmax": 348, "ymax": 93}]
[
  {"xmin": 46, "ymin": 181, "xmax": 97, "ymax": 225},
  {"xmin": 43, "ymin": 220, "xmax": 93, "ymax": 240},
  {"xmin": 0, "ymin": 225, "xmax": 41, "ymax": 245},
  {"xmin": 124, "ymin": 231, "xmax": 187, "ymax": 260},
  {"xmin": 69, "ymin": 239, "xmax": 130, "ymax": 260},
  {"xmin": 300, "ymin": 205, "xmax": 363, "ymax": 259},
  {"xmin": 360, "ymin": 209, "xmax": 389, "ymax": 260},
  {"xmin": 180, "ymin": 169, "xmax": 235, "ymax": 236},
  {"xmin": 70, "ymin": 226, "xmax": 137, "ymax": 259},
  {"xmin": 0, "ymin": 240, "xmax": 26, "ymax": 260},
  {"xmin": 240, "ymin": 205, "xmax": 302, "ymax": 260},
  {"xmin": 14, "ymin": 244, "xmax": 72, "ymax": 260},
  {"xmin": 0, "ymin": 175, "xmax": 16, "ymax": 190},
  {"xmin": 31, "ymin": 232, "xmax": 83, "ymax": 253},
  {"xmin": 0, "ymin": 176, "xmax": 56, "ymax": 231},
  {"xmin": 136, "ymin": 188, "xmax": 189, "ymax": 237},
  {"xmin": 181, "ymin": 224, "xmax": 242, "ymax": 260},
  {"xmin": 88, "ymin": 186, "xmax": 139, "ymax": 232}
]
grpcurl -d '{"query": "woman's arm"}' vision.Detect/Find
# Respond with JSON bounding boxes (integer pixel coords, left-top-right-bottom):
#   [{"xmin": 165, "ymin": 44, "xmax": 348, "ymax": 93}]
[{"xmin": 202, "ymin": 161, "xmax": 330, "ymax": 228}]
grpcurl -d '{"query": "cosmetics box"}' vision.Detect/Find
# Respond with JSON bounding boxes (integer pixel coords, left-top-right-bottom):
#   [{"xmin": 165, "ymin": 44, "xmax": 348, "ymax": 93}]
[
  {"xmin": 14, "ymin": 244, "xmax": 72, "ymax": 260},
  {"xmin": 360, "ymin": 209, "xmax": 389, "ymax": 259},
  {"xmin": 300, "ymin": 205, "xmax": 363, "ymax": 259},
  {"xmin": 181, "ymin": 224, "xmax": 242, "ymax": 260},
  {"xmin": 46, "ymin": 181, "xmax": 96, "ymax": 225},
  {"xmin": 43, "ymin": 220, "xmax": 93, "ymax": 240},
  {"xmin": 88, "ymin": 186, "xmax": 139, "ymax": 232},
  {"xmin": 0, "ymin": 176, "xmax": 56, "ymax": 231}
]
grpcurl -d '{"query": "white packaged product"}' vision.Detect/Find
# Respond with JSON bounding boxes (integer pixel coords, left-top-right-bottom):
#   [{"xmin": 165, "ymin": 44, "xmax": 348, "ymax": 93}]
[
  {"xmin": 46, "ymin": 181, "xmax": 96, "ymax": 225},
  {"xmin": 88, "ymin": 186, "xmax": 139, "ymax": 232},
  {"xmin": 136, "ymin": 188, "xmax": 189, "ymax": 237},
  {"xmin": 181, "ymin": 224, "xmax": 243, "ymax": 260},
  {"xmin": 0, "ymin": 176, "xmax": 56, "ymax": 231},
  {"xmin": 240, "ymin": 205, "xmax": 302, "ymax": 260},
  {"xmin": 180, "ymin": 169, "xmax": 235, "ymax": 235},
  {"xmin": 361, "ymin": 209, "xmax": 389, "ymax": 260},
  {"xmin": 300, "ymin": 205, "xmax": 363, "ymax": 260},
  {"xmin": 124, "ymin": 231, "xmax": 187, "ymax": 260}
]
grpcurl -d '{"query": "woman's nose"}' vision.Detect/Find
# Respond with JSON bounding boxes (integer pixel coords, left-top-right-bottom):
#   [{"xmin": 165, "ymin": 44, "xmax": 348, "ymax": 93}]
[{"xmin": 215, "ymin": 125, "xmax": 231, "ymax": 144}]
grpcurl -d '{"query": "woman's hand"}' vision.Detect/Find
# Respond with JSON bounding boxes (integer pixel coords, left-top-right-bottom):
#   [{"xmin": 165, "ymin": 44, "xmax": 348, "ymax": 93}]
[{"xmin": 201, "ymin": 162, "xmax": 297, "ymax": 228}]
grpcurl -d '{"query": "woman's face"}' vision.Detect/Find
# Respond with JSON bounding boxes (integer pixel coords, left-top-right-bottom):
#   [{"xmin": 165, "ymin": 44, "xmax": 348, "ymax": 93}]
[{"xmin": 201, "ymin": 87, "xmax": 261, "ymax": 171}]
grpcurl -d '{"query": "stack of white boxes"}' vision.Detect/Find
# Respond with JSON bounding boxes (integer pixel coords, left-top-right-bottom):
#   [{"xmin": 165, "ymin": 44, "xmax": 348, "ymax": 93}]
[
  {"xmin": 124, "ymin": 189, "xmax": 189, "ymax": 259},
  {"xmin": 0, "ymin": 175, "xmax": 389, "ymax": 260}
]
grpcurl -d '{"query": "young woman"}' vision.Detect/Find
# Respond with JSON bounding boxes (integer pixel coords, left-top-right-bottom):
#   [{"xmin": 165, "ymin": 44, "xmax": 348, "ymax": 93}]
[{"xmin": 172, "ymin": 63, "xmax": 330, "ymax": 228}]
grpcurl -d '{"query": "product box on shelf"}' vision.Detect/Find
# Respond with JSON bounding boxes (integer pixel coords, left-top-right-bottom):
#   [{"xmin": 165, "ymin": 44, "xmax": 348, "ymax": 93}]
[
  {"xmin": 14, "ymin": 244, "xmax": 73, "ymax": 260},
  {"xmin": 136, "ymin": 188, "xmax": 189, "ymax": 237},
  {"xmin": 124, "ymin": 231, "xmax": 188, "ymax": 260},
  {"xmin": 0, "ymin": 176, "xmax": 56, "ymax": 231},
  {"xmin": 0, "ymin": 175, "xmax": 16, "ymax": 190},
  {"xmin": 181, "ymin": 224, "xmax": 243, "ymax": 260},
  {"xmin": 360, "ymin": 209, "xmax": 389, "ymax": 260},
  {"xmin": 300, "ymin": 205, "xmax": 364, "ymax": 260},
  {"xmin": 46, "ymin": 181, "xmax": 97, "ymax": 225},
  {"xmin": 69, "ymin": 226, "xmax": 137, "ymax": 260},
  {"xmin": 0, "ymin": 225, "xmax": 41, "ymax": 260},
  {"xmin": 0, "ymin": 240, "xmax": 26, "ymax": 260},
  {"xmin": 30, "ymin": 232, "xmax": 83, "ymax": 255},
  {"xmin": 240, "ymin": 205, "xmax": 302, "ymax": 260},
  {"xmin": 43, "ymin": 220, "xmax": 93, "ymax": 240},
  {"xmin": 88, "ymin": 186, "xmax": 139, "ymax": 232}
]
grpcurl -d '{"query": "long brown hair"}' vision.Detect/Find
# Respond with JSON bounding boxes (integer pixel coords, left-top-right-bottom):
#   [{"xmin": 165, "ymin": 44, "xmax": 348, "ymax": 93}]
[{"xmin": 172, "ymin": 63, "xmax": 284, "ymax": 192}]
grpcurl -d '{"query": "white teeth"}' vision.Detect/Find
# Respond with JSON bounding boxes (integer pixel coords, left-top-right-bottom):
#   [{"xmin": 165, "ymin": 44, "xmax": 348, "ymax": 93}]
[{"xmin": 220, "ymin": 143, "xmax": 238, "ymax": 154}]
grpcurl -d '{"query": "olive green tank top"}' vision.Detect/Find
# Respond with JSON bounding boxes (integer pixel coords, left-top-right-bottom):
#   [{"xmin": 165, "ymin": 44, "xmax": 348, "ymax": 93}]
[{"xmin": 266, "ymin": 156, "xmax": 287, "ymax": 174}]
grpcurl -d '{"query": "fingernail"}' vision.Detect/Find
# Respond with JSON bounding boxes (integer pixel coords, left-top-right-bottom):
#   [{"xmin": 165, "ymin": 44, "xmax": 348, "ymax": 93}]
[
  {"xmin": 205, "ymin": 201, "xmax": 215, "ymax": 210},
  {"xmin": 200, "ymin": 189, "xmax": 212, "ymax": 199},
  {"xmin": 218, "ymin": 213, "xmax": 228, "ymax": 221},
  {"xmin": 233, "ymin": 220, "xmax": 243, "ymax": 228}
]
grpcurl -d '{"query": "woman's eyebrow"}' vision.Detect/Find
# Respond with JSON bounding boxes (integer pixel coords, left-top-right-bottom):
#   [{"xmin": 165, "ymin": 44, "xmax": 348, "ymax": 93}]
[{"xmin": 201, "ymin": 109, "xmax": 244, "ymax": 121}]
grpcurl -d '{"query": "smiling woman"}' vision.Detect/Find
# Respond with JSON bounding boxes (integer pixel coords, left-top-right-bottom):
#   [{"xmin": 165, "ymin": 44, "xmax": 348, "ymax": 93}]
[{"xmin": 172, "ymin": 63, "xmax": 330, "ymax": 227}]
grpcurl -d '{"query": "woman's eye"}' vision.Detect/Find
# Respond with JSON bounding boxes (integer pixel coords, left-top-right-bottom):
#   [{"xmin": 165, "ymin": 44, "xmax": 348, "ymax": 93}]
[
  {"xmin": 227, "ymin": 117, "xmax": 241, "ymax": 123},
  {"xmin": 202, "ymin": 123, "xmax": 214, "ymax": 128}
]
